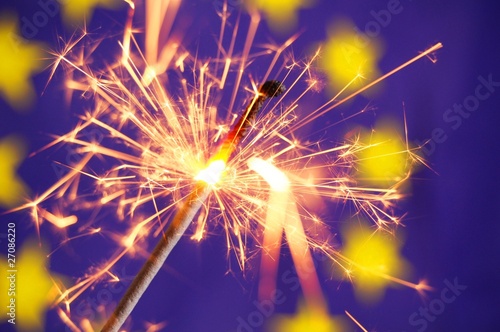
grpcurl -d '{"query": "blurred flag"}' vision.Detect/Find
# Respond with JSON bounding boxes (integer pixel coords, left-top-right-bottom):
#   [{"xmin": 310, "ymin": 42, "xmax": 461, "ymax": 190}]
[
  {"xmin": 0, "ymin": 136, "xmax": 29, "ymax": 209},
  {"xmin": 245, "ymin": 0, "xmax": 314, "ymax": 33},
  {"xmin": 336, "ymin": 221, "xmax": 412, "ymax": 304},
  {"xmin": 0, "ymin": 15, "xmax": 44, "ymax": 111},
  {"xmin": 0, "ymin": 239, "xmax": 66, "ymax": 331},
  {"xmin": 353, "ymin": 119, "xmax": 414, "ymax": 188},
  {"xmin": 58, "ymin": 0, "xmax": 123, "ymax": 25},
  {"xmin": 319, "ymin": 18, "xmax": 383, "ymax": 96},
  {"xmin": 268, "ymin": 301, "xmax": 349, "ymax": 332}
]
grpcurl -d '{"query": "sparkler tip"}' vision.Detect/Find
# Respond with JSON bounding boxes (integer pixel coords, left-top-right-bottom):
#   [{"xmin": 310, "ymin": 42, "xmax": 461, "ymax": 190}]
[{"xmin": 260, "ymin": 80, "xmax": 286, "ymax": 98}]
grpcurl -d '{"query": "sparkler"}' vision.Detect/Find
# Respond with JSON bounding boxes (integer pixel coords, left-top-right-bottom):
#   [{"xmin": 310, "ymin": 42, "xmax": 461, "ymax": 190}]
[
  {"xmin": 9, "ymin": 0, "xmax": 443, "ymax": 330},
  {"xmin": 102, "ymin": 80, "xmax": 285, "ymax": 331}
]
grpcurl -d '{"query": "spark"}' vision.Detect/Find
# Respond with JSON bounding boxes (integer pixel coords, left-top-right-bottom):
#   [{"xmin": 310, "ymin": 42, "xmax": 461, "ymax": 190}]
[{"xmin": 345, "ymin": 310, "xmax": 368, "ymax": 332}]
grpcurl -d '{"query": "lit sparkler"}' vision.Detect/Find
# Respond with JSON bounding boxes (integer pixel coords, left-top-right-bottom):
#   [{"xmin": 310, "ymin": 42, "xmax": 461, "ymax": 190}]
[
  {"xmin": 10, "ymin": 0, "xmax": 442, "ymax": 330},
  {"xmin": 102, "ymin": 80, "xmax": 285, "ymax": 331}
]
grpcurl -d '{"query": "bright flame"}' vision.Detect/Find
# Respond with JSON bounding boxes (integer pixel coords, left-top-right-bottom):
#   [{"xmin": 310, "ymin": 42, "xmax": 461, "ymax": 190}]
[
  {"xmin": 195, "ymin": 159, "xmax": 226, "ymax": 185},
  {"xmin": 248, "ymin": 157, "xmax": 290, "ymax": 192}
]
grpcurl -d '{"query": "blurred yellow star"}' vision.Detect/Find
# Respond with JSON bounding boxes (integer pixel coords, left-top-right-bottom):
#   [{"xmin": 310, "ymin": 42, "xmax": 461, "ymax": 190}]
[
  {"xmin": 0, "ymin": 136, "xmax": 29, "ymax": 208},
  {"xmin": 354, "ymin": 119, "xmax": 413, "ymax": 188},
  {"xmin": 245, "ymin": 0, "xmax": 314, "ymax": 33},
  {"xmin": 320, "ymin": 19, "xmax": 383, "ymax": 96},
  {"xmin": 340, "ymin": 221, "xmax": 411, "ymax": 304},
  {"xmin": 0, "ymin": 239, "xmax": 64, "ymax": 331},
  {"xmin": 0, "ymin": 15, "xmax": 44, "ymax": 110},
  {"xmin": 268, "ymin": 302, "xmax": 348, "ymax": 332},
  {"xmin": 58, "ymin": 0, "xmax": 123, "ymax": 25}
]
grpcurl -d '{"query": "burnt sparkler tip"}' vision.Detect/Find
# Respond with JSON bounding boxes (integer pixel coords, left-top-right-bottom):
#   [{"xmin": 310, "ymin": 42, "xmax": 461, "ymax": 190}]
[{"xmin": 259, "ymin": 80, "xmax": 286, "ymax": 98}]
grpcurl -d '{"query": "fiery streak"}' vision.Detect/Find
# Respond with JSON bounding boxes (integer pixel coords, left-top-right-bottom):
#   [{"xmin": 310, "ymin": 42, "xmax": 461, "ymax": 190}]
[
  {"xmin": 11, "ymin": 0, "xmax": 441, "ymax": 329},
  {"xmin": 250, "ymin": 158, "xmax": 325, "ymax": 308},
  {"xmin": 345, "ymin": 310, "xmax": 368, "ymax": 332}
]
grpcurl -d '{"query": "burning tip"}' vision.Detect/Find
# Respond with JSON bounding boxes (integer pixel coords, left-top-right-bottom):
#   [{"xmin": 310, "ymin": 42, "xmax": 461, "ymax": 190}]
[
  {"xmin": 259, "ymin": 80, "xmax": 286, "ymax": 98},
  {"xmin": 195, "ymin": 159, "xmax": 226, "ymax": 185}
]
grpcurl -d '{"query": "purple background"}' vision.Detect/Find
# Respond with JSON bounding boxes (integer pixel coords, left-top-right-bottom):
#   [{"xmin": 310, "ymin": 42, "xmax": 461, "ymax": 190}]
[{"xmin": 1, "ymin": 0, "xmax": 499, "ymax": 331}]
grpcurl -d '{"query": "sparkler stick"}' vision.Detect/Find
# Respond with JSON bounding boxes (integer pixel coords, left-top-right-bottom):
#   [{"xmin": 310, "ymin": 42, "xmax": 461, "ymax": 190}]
[{"xmin": 101, "ymin": 80, "xmax": 285, "ymax": 332}]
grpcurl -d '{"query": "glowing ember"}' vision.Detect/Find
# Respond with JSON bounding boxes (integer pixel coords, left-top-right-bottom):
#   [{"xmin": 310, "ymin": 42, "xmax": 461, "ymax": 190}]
[{"xmin": 195, "ymin": 159, "xmax": 226, "ymax": 185}]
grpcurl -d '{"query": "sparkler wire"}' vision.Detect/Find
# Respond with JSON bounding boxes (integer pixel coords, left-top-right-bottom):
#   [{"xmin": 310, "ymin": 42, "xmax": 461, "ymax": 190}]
[
  {"xmin": 101, "ymin": 183, "xmax": 211, "ymax": 332},
  {"xmin": 101, "ymin": 81, "xmax": 285, "ymax": 332}
]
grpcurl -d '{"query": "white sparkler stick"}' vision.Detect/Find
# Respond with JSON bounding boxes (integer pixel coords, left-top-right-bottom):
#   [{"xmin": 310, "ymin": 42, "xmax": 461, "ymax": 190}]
[{"xmin": 102, "ymin": 183, "xmax": 211, "ymax": 331}]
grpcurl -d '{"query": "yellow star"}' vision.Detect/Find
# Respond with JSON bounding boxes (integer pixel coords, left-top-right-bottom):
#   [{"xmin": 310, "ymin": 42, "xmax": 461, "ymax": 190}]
[
  {"xmin": 0, "ymin": 238, "xmax": 65, "ymax": 331},
  {"xmin": 58, "ymin": 0, "xmax": 123, "ymax": 25},
  {"xmin": 0, "ymin": 15, "xmax": 44, "ymax": 110},
  {"xmin": 319, "ymin": 19, "xmax": 383, "ymax": 96},
  {"xmin": 339, "ymin": 221, "xmax": 411, "ymax": 304},
  {"xmin": 0, "ymin": 135, "xmax": 29, "ymax": 208},
  {"xmin": 268, "ymin": 302, "xmax": 348, "ymax": 332},
  {"xmin": 354, "ymin": 119, "xmax": 413, "ymax": 188},
  {"xmin": 245, "ymin": 0, "xmax": 314, "ymax": 33}
]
